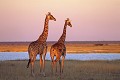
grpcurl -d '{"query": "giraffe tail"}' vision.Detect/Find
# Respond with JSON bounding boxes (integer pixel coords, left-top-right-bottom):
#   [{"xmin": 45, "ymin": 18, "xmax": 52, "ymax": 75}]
[{"xmin": 27, "ymin": 59, "xmax": 31, "ymax": 68}]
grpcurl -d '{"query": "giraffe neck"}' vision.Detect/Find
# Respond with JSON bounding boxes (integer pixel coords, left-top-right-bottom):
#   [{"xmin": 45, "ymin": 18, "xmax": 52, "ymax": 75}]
[
  {"xmin": 37, "ymin": 16, "xmax": 49, "ymax": 42},
  {"xmin": 58, "ymin": 24, "xmax": 67, "ymax": 44}
]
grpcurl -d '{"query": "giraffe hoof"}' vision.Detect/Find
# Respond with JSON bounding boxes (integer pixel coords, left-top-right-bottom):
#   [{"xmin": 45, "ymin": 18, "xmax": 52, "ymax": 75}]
[
  {"xmin": 40, "ymin": 72, "xmax": 46, "ymax": 77},
  {"xmin": 31, "ymin": 73, "xmax": 35, "ymax": 77},
  {"xmin": 43, "ymin": 73, "xmax": 46, "ymax": 77},
  {"xmin": 55, "ymin": 73, "xmax": 59, "ymax": 76}
]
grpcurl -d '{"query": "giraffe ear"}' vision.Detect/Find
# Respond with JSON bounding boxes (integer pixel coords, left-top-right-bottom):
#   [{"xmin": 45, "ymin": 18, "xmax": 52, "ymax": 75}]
[
  {"xmin": 67, "ymin": 18, "xmax": 69, "ymax": 20},
  {"xmin": 48, "ymin": 12, "xmax": 51, "ymax": 15}
]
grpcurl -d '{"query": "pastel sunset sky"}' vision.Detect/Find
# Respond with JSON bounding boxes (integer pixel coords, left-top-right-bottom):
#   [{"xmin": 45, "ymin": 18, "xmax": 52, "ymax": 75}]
[{"xmin": 0, "ymin": 0, "xmax": 120, "ymax": 41}]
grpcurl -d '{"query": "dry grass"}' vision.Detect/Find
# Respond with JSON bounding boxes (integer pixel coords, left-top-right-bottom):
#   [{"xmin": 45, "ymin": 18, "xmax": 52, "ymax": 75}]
[
  {"xmin": 0, "ymin": 60, "xmax": 120, "ymax": 80},
  {"xmin": 0, "ymin": 42, "xmax": 120, "ymax": 53},
  {"xmin": 66, "ymin": 44, "xmax": 120, "ymax": 53}
]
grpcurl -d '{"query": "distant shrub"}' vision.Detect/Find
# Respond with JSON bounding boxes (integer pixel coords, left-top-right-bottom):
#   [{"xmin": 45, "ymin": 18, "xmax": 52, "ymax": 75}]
[{"xmin": 95, "ymin": 44, "xmax": 103, "ymax": 46}]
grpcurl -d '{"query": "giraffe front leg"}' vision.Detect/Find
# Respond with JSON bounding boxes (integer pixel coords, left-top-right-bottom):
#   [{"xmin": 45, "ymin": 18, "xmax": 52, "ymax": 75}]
[
  {"xmin": 39, "ymin": 55, "xmax": 43, "ymax": 74},
  {"xmin": 61, "ymin": 56, "xmax": 65, "ymax": 73},
  {"xmin": 42, "ymin": 56, "xmax": 46, "ymax": 77},
  {"xmin": 59, "ymin": 60, "xmax": 61, "ymax": 75},
  {"xmin": 42, "ymin": 46, "xmax": 47, "ymax": 77}
]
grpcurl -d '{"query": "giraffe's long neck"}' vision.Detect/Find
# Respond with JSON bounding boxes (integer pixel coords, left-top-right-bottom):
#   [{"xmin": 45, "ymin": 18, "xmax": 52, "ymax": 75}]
[
  {"xmin": 37, "ymin": 16, "xmax": 49, "ymax": 42},
  {"xmin": 58, "ymin": 24, "xmax": 67, "ymax": 44}
]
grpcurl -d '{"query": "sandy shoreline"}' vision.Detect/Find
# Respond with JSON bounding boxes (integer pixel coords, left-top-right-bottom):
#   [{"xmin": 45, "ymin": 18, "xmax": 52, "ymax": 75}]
[{"xmin": 0, "ymin": 41, "xmax": 120, "ymax": 53}]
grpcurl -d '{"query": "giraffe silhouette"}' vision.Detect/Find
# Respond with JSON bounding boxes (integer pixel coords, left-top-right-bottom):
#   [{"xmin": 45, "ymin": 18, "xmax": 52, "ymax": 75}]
[
  {"xmin": 27, "ymin": 12, "xmax": 56, "ymax": 77},
  {"xmin": 50, "ymin": 18, "xmax": 72, "ymax": 75}
]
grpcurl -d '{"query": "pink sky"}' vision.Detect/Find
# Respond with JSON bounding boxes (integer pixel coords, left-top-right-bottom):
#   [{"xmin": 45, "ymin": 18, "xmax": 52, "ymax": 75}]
[{"xmin": 0, "ymin": 0, "xmax": 120, "ymax": 41}]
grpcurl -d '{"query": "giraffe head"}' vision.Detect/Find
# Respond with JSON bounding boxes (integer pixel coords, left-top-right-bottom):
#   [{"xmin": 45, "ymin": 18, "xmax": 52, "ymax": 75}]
[
  {"xmin": 65, "ymin": 18, "xmax": 72, "ymax": 27},
  {"xmin": 46, "ymin": 12, "xmax": 56, "ymax": 21}
]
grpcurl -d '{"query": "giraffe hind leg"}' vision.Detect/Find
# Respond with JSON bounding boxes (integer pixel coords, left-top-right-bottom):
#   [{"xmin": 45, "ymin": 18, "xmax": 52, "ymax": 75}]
[
  {"xmin": 54, "ymin": 54, "xmax": 61, "ymax": 75},
  {"xmin": 50, "ymin": 47, "xmax": 54, "ymax": 74},
  {"xmin": 50, "ymin": 53, "xmax": 54, "ymax": 74},
  {"xmin": 31, "ymin": 61, "xmax": 35, "ymax": 77},
  {"xmin": 61, "ymin": 56, "xmax": 65, "ymax": 73},
  {"xmin": 59, "ymin": 60, "xmax": 61, "ymax": 75},
  {"xmin": 30, "ymin": 56, "xmax": 36, "ymax": 77}
]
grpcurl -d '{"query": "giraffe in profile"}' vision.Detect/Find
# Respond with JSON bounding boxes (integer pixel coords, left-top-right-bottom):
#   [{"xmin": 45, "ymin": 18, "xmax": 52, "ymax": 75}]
[
  {"xmin": 50, "ymin": 18, "xmax": 72, "ymax": 75},
  {"xmin": 27, "ymin": 12, "xmax": 56, "ymax": 77}
]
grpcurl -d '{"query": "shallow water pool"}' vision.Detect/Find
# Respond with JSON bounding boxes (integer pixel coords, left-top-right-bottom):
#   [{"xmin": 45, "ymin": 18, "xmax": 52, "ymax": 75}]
[{"xmin": 0, "ymin": 52, "xmax": 120, "ymax": 61}]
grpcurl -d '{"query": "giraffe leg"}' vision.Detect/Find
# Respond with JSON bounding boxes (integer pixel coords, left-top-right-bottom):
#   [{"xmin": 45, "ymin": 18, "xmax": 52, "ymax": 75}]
[
  {"xmin": 42, "ymin": 55, "xmax": 46, "ymax": 77},
  {"xmin": 31, "ymin": 62, "xmax": 35, "ymax": 77},
  {"xmin": 53, "ymin": 60, "xmax": 58, "ymax": 76},
  {"xmin": 61, "ymin": 56, "xmax": 65, "ymax": 73},
  {"xmin": 51, "ymin": 54, "xmax": 54, "ymax": 74},
  {"xmin": 51, "ymin": 61, "xmax": 54, "ymax": 74},
  {"xmin": 55, "ymin": 60, "xmax": 57, "ymax": 73},
  {"xmin": 31, "ymin": 57, "xmax": 36, "ymax": 77},
  {"xmin": 55, "ymin": 54, "xmax": 61, "ymax": 75},
  {"xmin": 59, "ymin": 60, "xmax": 61, "ymax": 75},
  {"xmin": 42, "ymin": 46, "xmax": 47, "ymax": 77},
  {"xmin": 40, "ymin": 55, "xmax": 43, "ymax": 74}
]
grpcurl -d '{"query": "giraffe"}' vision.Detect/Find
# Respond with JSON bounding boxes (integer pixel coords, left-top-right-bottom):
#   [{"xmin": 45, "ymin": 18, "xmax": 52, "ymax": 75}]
[
  {"xmin": 27, "ymin": 12, "xmax": 56, "ymax": 77},
  {"xmin": 50, "ymin": 18, "xmax": 72, "ymax": 75}
]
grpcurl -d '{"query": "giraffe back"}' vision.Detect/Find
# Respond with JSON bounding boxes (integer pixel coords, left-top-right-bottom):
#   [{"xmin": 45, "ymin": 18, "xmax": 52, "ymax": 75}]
[
  {"xmin": 28, "ymin": 41, "xmax": 46, "ymax": 56},
  {"xmin": 50, "ymin": 43, "xmax": 66, "ymax": 56}
]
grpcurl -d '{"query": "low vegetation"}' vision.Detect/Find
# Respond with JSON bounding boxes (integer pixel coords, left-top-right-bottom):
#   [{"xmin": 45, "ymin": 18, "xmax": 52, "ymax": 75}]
[
  {"xmin": 0, "ymin": 42, "xmax": 120, "ymax": 53},
  {"xmin": 0, "ymin": 60, "xmax": 120, "ymax": 80}
]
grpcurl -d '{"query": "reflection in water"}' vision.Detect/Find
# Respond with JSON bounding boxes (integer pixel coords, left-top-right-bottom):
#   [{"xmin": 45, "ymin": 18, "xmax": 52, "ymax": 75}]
[{"xmin": 0, "ymin": 52, "xmax": 120, "ymax": 61}]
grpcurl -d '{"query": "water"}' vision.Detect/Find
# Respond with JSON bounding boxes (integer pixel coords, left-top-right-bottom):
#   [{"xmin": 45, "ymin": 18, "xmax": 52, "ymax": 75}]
[{"xmin": 0, "ymin": 52, "xmax": 120, "ymax": 61}]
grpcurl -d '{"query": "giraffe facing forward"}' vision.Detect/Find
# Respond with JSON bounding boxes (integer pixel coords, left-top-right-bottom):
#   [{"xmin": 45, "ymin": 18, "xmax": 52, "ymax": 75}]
[
  {"xmin": 27, "ymin": 12, "xmax": 56, "ymax": 76},
  {"xmin": 50, "ymin": 18, "xmax": 72, "ymax": 75}
]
